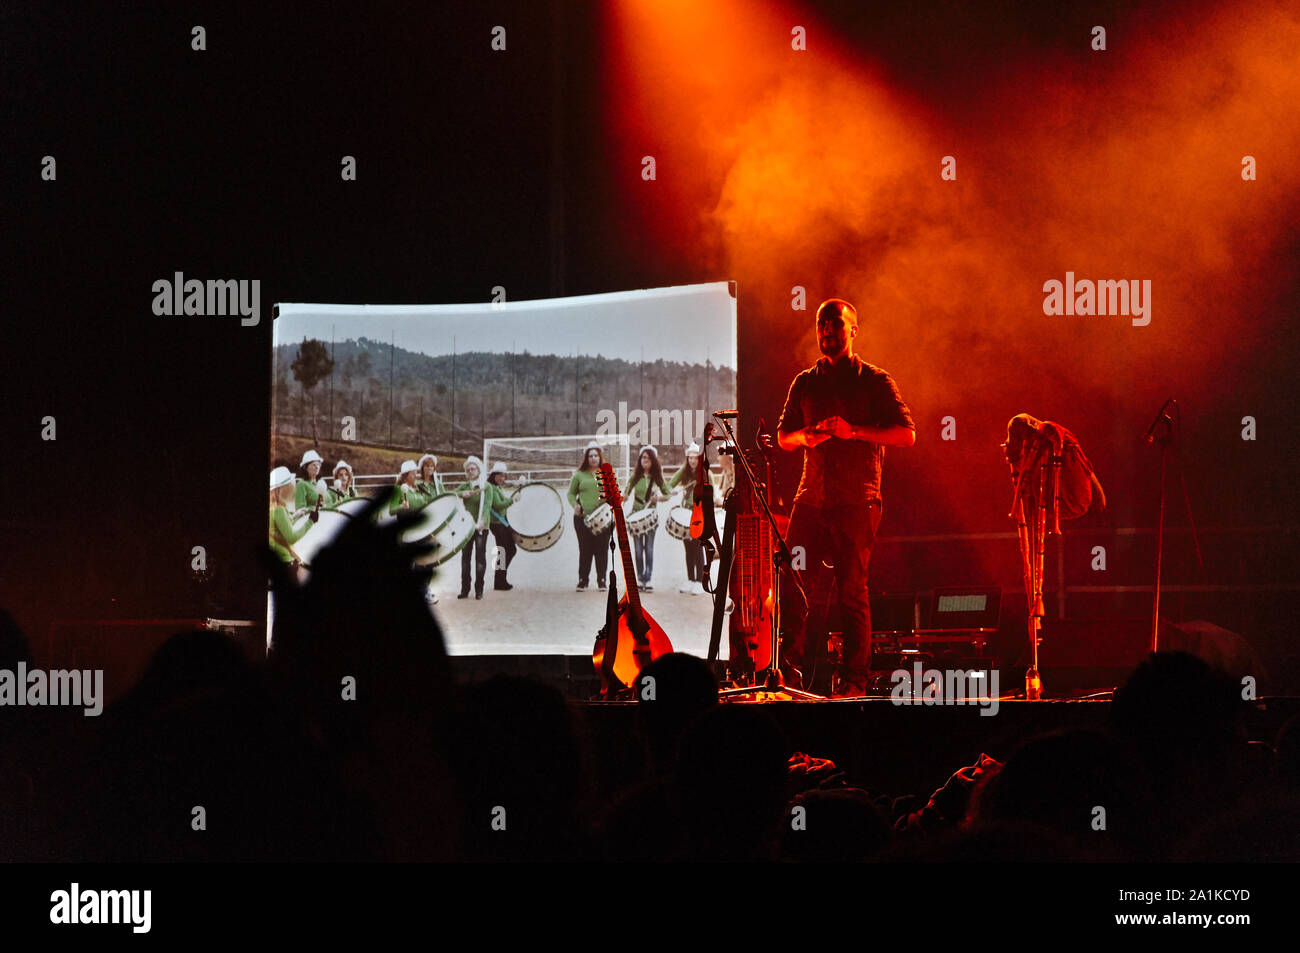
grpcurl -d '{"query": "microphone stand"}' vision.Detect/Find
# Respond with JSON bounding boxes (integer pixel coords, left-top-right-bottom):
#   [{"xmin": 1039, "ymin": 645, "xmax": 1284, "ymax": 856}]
[
  {"xmin": 1146, "ymin": 402, "xmax": 1176, "ymax": 652},
  {"xmin": 714, "ymin": 414, "xmax": 819, "ymax": 700}
]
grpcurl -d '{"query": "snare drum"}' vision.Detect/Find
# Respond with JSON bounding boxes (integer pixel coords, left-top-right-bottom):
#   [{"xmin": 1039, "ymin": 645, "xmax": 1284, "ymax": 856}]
[
  {"xmin": 625, "ymin": 505, "xmax": 659, "ymax": 539},
  {"xmin": 666, "ymin": 506, "xmax": 694, "ymax": 542},
  {"xmin": 509, "ymin": 482, "xmax": 564, "ymax": 552},
  {"xmin": 402, "ymin": 493, "xmax": 475, "ymax": 566},
  {"xmin": 583, "ymin": 502, "xmax": 614, "ymax": 535}
]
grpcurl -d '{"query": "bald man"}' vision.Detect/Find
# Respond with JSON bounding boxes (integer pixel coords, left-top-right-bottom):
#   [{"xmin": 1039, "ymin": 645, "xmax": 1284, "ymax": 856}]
[{"xmin": 777, "ymin": 298, "xmax": 916, "ymax": 696}]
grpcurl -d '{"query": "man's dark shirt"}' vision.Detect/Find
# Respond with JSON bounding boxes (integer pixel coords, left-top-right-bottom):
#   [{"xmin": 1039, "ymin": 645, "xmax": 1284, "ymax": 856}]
[{"xmin": 778, "ymin": 354, "xmax": 914, "ymax": 506}]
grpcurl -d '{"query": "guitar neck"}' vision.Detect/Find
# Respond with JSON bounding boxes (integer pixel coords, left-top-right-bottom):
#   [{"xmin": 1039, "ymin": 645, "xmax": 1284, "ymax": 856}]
[{"xmin": 610, "ymin": 504, "xmax": 642, "ymax": 613}]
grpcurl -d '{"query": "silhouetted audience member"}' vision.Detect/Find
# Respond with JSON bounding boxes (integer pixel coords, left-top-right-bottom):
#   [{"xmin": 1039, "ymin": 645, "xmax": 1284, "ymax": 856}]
[
  {"xmin": 596, "ymin": 653, "xmax": 717, "ymax": 861},
  {"xmin": 56, "ymin": 628, "xmax": 374, "ymax": 862},
  {"xmin": 674, "ymin": 705, "xmax": 790, "ymax": 861},
  {"xmin": 633, "ymin": 652, "xmax": 719, "ymax": 775},
  {"xmin": 965, "ymin": 730, "xmax": 1143, "ymax": 858},
  {"xmin": 445, "ymin": 675, "xmax": 592, "ymax": 862},
  {"xmin": 1108, "ymin": 651, "xmax": 1251, "ymax": 858},
  {"xmin": 781, "ymin": 788, "xmax": 893, "ymax": 862}
]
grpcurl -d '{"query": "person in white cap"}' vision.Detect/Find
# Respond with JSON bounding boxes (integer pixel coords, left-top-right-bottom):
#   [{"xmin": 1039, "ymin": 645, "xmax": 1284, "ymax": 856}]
[
  {"xmin": 485, "ymin": 461, "xmax": 518, "ymax": 591},
  {"xmin": 624, "ymin": 445, "xmax": 669, "ymax": 592},
  {"xmin": 567, "ymin": 441, "xmax": 612, "ymax": 592},
  {"xmin": 295, "ymin": 449, "xmax": 328, "ymax": 511},
  {"xmin": 416, "ymin": 453, "xmax": 445, "ymax": 498},
  {"xmin": 327, "ymin": 460, "xmax": 358, "ymax": 506},
  {"xmin": 270, "ymin": 466, "xmax": 315, "ymax": 578},
  {"xmin": 666, "ymin": 441, "xmax": 712, "ymax": 594},
  {"xmin": 388, "ymin": 459, "xmax": 431, "ymax": 516},
  {"xmin": 454, "ymin": 456, "xmax": 491, "ymax": 599}
]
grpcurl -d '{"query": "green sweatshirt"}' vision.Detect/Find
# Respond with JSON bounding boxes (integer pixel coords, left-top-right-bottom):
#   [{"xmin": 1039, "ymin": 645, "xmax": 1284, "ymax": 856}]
[
  {"xmin": 485, "ymin": 483, "xmax": 515, "ymax": 526},
  {"xmin": 326, "ymin": 485, "xmax": 359, "ymax": 507},
  {"xmin": 295, "ymin": 477, "xmax": 323, "ymax": 510},
  {"xmin": 667, "ymin": 464, "xmax": 716, "ymax": 503},
  {"xmin": 625, "ymin": 474, "xmax": 670, "ymax": 512},
  {"xmin": 388, "ymin": 483, "xmax": 432, "ymax": 515},
  {"xmin": 269, "ymin": 505, "xmax": 311, "ymax": 562},
  {"xmin": 567, "ymin": 468, "xmax": 605, "ymax": 515},
  {"xmin": 416, "ymin": 474, "xmax": 445, "ymax": 498}
]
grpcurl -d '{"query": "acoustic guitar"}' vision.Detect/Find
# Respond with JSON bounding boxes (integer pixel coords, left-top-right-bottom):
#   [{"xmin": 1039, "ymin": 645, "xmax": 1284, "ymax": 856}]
[{"xmin": 592, "ymin": 462, "xmax": 673, "ymax": 697}]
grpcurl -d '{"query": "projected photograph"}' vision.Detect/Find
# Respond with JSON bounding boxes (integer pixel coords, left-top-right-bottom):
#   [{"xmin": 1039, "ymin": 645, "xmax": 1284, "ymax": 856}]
[{"xmin": 270, "ymin": 282, "xmax": 737, "ymax": 656}]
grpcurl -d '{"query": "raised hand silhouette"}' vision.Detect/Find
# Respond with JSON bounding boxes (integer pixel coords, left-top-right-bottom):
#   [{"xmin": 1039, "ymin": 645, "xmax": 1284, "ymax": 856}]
[{"xmin": 261, "ymin": 490, "xmax": 458, "ymax": 860}]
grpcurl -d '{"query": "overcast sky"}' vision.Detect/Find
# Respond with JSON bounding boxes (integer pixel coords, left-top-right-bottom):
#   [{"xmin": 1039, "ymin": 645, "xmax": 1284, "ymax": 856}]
[{"xmin": 275, "ymin": 282, "xmax": 737, "ymax": 368}]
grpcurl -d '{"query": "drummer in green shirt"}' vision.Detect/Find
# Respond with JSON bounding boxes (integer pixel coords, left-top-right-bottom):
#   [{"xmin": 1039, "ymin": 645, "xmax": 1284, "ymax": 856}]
[
  {"xmin": 295, "ymin": 449, "xmax": 328, "ymax": 512},
  {"xmin": 567, "ymin": 440, "xmax": 613, "ymax": 592},
  {"xmin": 485, "ymin": 462, "xmax": 518, "ymax": 591},
  {"xmin": 270, "ymin": 465, "xmax": 316, "ymax": 576},
  {"xmin": 666, "ymin": 441, "xmax": 711, "ymax": 594},
  {"xmin": 416, "ymin": 453, "xmax": 446, "ymax": 498},
  {"xmin": 327, "ymin": 459, "xmax": 359, "ymax": 507},
  {"xmin": 624, "ymin": 445, "xmax": 670, "ymax": 592},
  {"xmin": 454, "ymin": 455, "xmax": 491, "ymax": 599},
  {"xmin": 389, "ymin": 460, "xmax": 431, "ymax": 515}
]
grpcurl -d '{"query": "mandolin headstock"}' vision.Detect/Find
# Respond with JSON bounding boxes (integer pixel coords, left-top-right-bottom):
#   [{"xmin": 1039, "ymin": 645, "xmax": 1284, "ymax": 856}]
[{"xmin": 597, "ymin": 462, "xmax": 623, "ymax": 507}]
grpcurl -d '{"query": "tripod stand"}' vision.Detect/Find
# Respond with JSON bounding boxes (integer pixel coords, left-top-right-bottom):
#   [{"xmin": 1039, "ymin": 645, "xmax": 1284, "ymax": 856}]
[{"xmin": 710, "ymin": 415, "xmax": 820, "ymax": 700}]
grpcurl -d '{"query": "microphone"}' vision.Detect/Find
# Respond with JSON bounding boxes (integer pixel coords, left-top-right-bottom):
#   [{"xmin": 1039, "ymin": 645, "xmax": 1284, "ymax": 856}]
[
  {"xmin": 712, "ymin": 409, "xmax": 740, "ymax": 419},
  {"xmin": 1142, "ymin": 398, "xmax": 1175, "ymax": 444}
]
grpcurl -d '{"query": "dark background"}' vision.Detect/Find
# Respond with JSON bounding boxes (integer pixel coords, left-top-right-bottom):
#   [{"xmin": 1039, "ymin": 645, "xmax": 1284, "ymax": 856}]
[{"xmin": 3, "ymin": 1, "xmax": 1297, "ymax": 685}]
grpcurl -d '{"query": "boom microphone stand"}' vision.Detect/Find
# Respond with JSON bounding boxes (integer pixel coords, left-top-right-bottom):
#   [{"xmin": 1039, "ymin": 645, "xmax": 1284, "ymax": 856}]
[{"xmin": 712, "ymin": 414, "xmax": 820, "ymax": 700}]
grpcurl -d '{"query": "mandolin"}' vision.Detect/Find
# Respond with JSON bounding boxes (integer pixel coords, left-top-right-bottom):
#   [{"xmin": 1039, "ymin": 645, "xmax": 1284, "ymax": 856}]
[{"xmin": 592, "ymin": 462, "xmax": 673, "ymax": 698}]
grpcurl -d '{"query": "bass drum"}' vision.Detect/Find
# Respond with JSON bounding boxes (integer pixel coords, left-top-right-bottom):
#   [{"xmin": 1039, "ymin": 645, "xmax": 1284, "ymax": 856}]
[
  {"xmin": 666, "ymin": 505, "xmax": 694, "ymax": 542},
  {"xmin": 328, "ymin": 496, "xmax": 371, "ymax": 517},
  {"xmin": 401, "ymin": 493, "xmax": 475, "ymax": 566},
  {"xmin": 509, "ymin": 482, "xmax": 564, "ymax": 552},
  {"xmin": 294, "ymin": 509, "xmax": 354, "ymax": 568},
  {"xmin": 583, "ymin": 502, "xmax": 613, "ymax": 535}
]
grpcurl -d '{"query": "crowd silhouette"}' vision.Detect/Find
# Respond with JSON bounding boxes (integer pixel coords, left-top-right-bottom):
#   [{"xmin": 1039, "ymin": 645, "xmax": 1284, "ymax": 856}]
[{"xmin": 1, "ymin": 495, "xmax": 1296, "ymax": 862}]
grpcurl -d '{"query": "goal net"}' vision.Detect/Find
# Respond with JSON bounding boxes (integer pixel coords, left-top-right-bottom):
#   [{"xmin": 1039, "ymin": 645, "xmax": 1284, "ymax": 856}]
[{"xmin": 481, "ymin": 434, "xmax": 631, "ymax": 495}]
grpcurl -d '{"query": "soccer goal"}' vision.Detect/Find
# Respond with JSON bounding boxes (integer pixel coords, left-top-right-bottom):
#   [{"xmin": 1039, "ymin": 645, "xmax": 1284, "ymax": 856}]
[{"xmin": 480, "ymin": 434, "xmax": 631, "ymax": 490}]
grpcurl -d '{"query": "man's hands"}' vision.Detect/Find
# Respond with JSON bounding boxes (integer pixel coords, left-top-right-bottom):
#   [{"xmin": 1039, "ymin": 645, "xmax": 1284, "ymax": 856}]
[
  {"xmin": 779, "ymin": 416, "xmax": 849, "ymax": 449},
  {"xmin": 779, "ymin": 417, "xmax": 916, "ymax": 450}
]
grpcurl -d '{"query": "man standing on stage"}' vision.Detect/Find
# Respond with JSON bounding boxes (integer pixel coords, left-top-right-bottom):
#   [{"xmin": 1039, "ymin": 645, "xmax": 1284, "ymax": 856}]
[{"xmin": 777, "ymin": 298, "xmax": 916, "ymax": 697}]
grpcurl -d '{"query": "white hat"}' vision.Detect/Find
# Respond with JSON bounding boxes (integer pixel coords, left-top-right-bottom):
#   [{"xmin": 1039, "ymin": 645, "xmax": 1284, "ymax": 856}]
[
  {"xmin": 640, "ymin": 445, "xmax": 658, "ymax": 457},
  {"xmin": 585, "ymin": 440, "xmax": 601, "ymax": 451},
  {"xmin": 685, "ymin": 441, "xmax": 702, "ymax": 456},
  {"xmin": 333, "ymin": 459, "xmax": 352, "ymax": 476},
  {"xmin": 489, "ymin": 461, "xmax": 508, "ymax": 475},
  {"xmin": 464, "ymin": 455, "xmax": 483, "ymax": 471},
  {"xmin": 417, "ymin": 453, "xmax": 437, "ymax": 469},
  {"xmin": 399, "ymin": 460, "xmax": 418, "ymax": 476},
  {"xmin": 300, "ymin": 449, "xmax": 324, "ymax": 468},
  {"xmin": 270, "ymin": 466, "xmax": 294, "ymax": 489}
]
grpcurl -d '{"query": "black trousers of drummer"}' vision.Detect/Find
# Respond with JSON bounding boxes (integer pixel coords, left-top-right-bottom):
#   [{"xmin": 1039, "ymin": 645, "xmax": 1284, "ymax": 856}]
[
  {"xmin": 489, "ymin": 522, "xmax": 516, "ymax": 589},
  {"xmin": 683, "ymin": 536, "xmax": 707, "ymax": 582},
  {"xmin": 460, "ymin": 528, "xmax": 489, "ymax": 597},
  {"xmin": 573, "ymin": 514, "xmax": 612, "ymax": 587}
]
